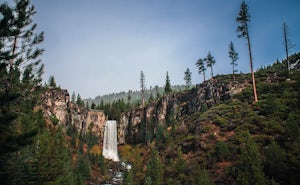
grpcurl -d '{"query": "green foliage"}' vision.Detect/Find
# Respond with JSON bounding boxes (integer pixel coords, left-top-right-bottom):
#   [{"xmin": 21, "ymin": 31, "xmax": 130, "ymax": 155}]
[
  {"xmin": 213, "ymin": 116, "xmax": 228, "ymax": 127},
  {"xmin": 76, "ymin": 93, "xmax": 84, "ymax": 107},
  {"xmin": 235, "ymin": 132, "xmax": 268, "ymax": 185},
  {"xmin": 184, "ymin": 67, "xmax": 192, "ymax": 89},
  {"xmin": 123, "ymin": 169, "xmax": 134, "ymax": 185},
  {"xmin": 196, "ymin": 58, "xmax": 207, "ymax": 81},
  {"xmin": 283, "ymin": 113, "xmax": 300, "ymax": 140},
  {"xmin": 229, "ymin": 41, "xmax": 239, "ymax": 81},
  {"xmin": 164, "ymin": 72, "xmax": 172, "ymax": 95},
  {"xmin": 0, "ymin": 0, "xmax": 44, "ymax": 155},
  {"xmin": 144, "ymin": 176, "xmax": 152, "ymax": 185},
  {"xmin": 36, "ymin": 127, "xmax": 74, "ymax": 185},
  {"xmin": 146, "ymin": 149, "xmax": 164, "ymax": 185},
  {"xmin": 264, "ymin": 140, "xmax": 287, "ymax": 183},
  {"xmin": 236, "ymin": 1, "xmax": 250, "ymax": 39},
  {"xmin": 206, "ymin": 51, "xmax": 216, "ymax": 78},
  {"xmin": 215, "ymin": 141, "xmax": 230, "ymax": 161},
  {"xmin": 48, "ymin": 75, "xmax": 56, "ymax": 87},
  {"xmin": 71, "ymin": 91, "xmax": 76, "ymax": 102},
  {"xmin": 193, "ymin": 167, "xmax": 213, "ymax": 185},
  {"xmin": 156, "ymin": 123, "xmax": 165, "ymax": 148},
  {"xmin": 74, "ymin": 150, "xmax": 91, "ymax": 185}
]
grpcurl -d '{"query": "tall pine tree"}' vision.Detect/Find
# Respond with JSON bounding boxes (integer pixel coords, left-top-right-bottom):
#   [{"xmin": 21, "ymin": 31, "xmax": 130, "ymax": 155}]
[
  {"xmin": 0, "ymin": 0, "xmax": 44, "ymax": 154},
  {"xmin": 236, "ymin": 1, "xmax": 258, "ymax": 102}
]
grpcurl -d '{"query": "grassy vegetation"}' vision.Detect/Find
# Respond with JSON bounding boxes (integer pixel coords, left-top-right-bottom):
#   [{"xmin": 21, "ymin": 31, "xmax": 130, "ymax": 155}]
[{"xmin": 121, "ymin": 53, "xmax": 300, "ymax": 185}]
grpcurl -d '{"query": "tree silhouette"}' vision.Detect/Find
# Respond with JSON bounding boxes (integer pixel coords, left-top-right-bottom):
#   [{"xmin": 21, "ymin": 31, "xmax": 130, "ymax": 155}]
[
  {"xmin": 184, "ymin": 68, "xmax": 192, "ymax": 89},
  {"xmin": 283, "ymin": 22, "xmax": 294, "ymax": 75},
  {"xmin": 236, "ymin": 1, "xmax": 258, "ymax": 102},
  {"xmin": 0, "ymin": 0, "xmax": 44, "ymax": 154},
  {"xmin": 140, "ymin": 70, "xmax": 146, "ymax": 107},
  {"xmin": 228, "ymin": 41, "xmax": 239, "ymax": 81},
  {"xmin": 196, "ymin": 58, "xmax": 206, "ymax": 82},
  {"xmin": 164, "ymin": 71, "xmax": 172, "ymax": 95},
  {"xmin": 206, "ymin": 52, "xmax": 216, "ymax": 79},
  {"xmin": 48, "ymin": 75, "xmax": 57, "ymax": 87}
]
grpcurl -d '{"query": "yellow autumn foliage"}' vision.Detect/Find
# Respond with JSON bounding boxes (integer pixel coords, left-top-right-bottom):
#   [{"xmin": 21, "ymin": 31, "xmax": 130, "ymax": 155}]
[{"xmin": 89, "ymin": 144, "xmax": 102, "ymax": 155}]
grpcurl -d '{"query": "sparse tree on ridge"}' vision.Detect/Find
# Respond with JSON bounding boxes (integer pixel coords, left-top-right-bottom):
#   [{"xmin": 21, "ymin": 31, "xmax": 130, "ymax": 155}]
[
  {"xmin": 236, "ymin": 1, "xmax": 258, "ymax": 102},
  {"xmin": 140, "ymin": 70, "xmax": 146, "ymax": 107},
  {"xmin": 283, "ymin": 22, "xmax": 294, "ymax": 74},
  {"xmin": 76, "ymin": 93, "xmax": 84, "ymax": 107},
  {"xmin": 48, "ymin": 75, "xmax": 57, "ymax": 87},
  {"xmin": 229, "ymin": 41, "xmax": 239, "ymax": 81},
  {"xmin": 196, "ymin": 58, "xmax": 206, "ymax": 82},
  {"xmin": 164, "ymin": 71, "xmax": 172, "ymax": 95},
  {"xmin": 155, "ymin": 85, "xmax": 160, "ymax": 99},
  {"xmin": 206, "ymin": 52, "xmax": 216, "ymax": 79},
  {"xmin": 71, "ymin": 91, "xmax": 76, "ymax": 102},
  {"xmin": 184, "ymin": 68, "xmax": 192, "ymax": 89}
]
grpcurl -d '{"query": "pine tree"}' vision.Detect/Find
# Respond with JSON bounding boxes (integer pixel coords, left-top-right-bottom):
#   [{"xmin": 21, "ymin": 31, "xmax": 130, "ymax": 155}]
[
  {"xmin": 164, "ymin": 71, "xmax": 172, "ymax": 95},
  {"xmin": 71, "ymin": 91, "xmax": 76, "ymax": 102},
  {"xmin": 36, "ymin": 127, "xmax": 73, "ymax": 184},
  {"xmin": 123, "ymin": 169, "xmax": 134, "ymax": 185},
  {"xmin": 236, "ymin": 132, "xmax": 267, "ymax": 185},
  {"xmin": 236, "ymin": 1, "xmax": 258, "ymax": 102},
  {"xmin": 0, "ymin": 0, "xmax": 44, "ymax": 154},
  {"xmin": 206, "ymin": 52, "xmax": 216, "ymax": 79},
  {"xmin": 184, "ymin": 68, "xmax": 192, "ymax": 89},
  {"xmin": 193, "ymin": 167, "xmax": 212, "ymax": 185},
  {"xmin": 155, "ymin": 85, "xmax": 160, "ymax": 99},
  {"xmin": 91, "ymin": 102, "xmax": 96, "ymax": 109},
  {"xmin": 229, "ymin": 41, "xmax": 239, "ymax": 81},
  {"xmin": 147, "ymin": 149, "xmax": 164, "ymax": 185},
  {"xmin": 140, "ymin": 70, "xmax": 146, "ymax": 107},
  {"xmin": 196, "ymin": 58, "xmax": 206, "ymax": 82},
  {"xmin": 76, "ymin": 93, "xmax": 84, "ymax": 107},
  {"xmin": 48, "ymin": 75, "xmax": 56, "ymax": 87}
]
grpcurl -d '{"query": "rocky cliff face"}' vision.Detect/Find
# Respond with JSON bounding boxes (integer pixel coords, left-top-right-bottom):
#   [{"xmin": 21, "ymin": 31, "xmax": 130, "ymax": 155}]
[
  {"xmin": 41, "ymin": 88, "xmax": 106, "ymax": 141},
  {"xmin": 119, "ymin": 79, "xmax": 241, "ymax": 144}
]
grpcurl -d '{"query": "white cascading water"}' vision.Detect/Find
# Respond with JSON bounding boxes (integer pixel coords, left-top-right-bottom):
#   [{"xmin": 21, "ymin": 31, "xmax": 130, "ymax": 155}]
[{"xmin": 102, "ymin": 120, "xmax": 119, "ymax": 161}]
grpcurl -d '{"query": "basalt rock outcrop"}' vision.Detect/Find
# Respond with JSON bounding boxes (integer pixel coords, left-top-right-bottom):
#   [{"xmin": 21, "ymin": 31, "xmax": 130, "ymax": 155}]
[
  {"xmin": 40, "ymin": 88, "xmax": 106, "ymax": 141},
  {"xmin": 119, "ymin": 79, "xmax": 242, "ymax": 144}
]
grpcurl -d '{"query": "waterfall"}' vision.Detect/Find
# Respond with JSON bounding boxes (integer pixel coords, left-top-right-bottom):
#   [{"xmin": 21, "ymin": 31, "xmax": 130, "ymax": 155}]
[{"xmin": 103, "ymin": 120, "xmax": 119, "ymax": 161}]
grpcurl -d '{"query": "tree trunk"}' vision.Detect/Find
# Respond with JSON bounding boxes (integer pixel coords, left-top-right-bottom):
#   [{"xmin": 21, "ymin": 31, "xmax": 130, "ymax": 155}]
[
  {"xmin": 203, "ymin": 71, "xmax": 206, "ymax": 82},
  {"xmin": 141, "ymin": 91, "xmax": 145, "ymax": 107},
  {"xmin": 9, "ymin": 35, "xmax": 18, "ymax": 69},
  {"xmin": 233, "ymin": 62, "xmax": 236, "ymax": 81},
  {"xmin": 211, "ymin": 66, "xmax": 214, "ymax": 79},
  {"xmin": 247, "ymin": 34, "xmax": 258, "ymax": 102},
  {"xmin": 283, "ymin": 22, "xmax": 289, "ymax": 75}
]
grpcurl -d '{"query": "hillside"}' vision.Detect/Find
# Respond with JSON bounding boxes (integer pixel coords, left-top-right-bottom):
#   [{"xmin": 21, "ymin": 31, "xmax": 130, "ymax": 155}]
[{"xmin": 117, "ymin": 52, "xmax": 300, "ymax": 185}]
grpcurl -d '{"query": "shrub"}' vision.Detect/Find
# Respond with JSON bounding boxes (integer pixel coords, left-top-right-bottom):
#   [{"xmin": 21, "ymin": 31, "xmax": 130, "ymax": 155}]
[
  {"xmin": 215, "ymin": 141, "xmax": 230, "ymax": 161},
  {"xmin": 213, "ymin": 116, "xmax": 228, "ymax": 127}
]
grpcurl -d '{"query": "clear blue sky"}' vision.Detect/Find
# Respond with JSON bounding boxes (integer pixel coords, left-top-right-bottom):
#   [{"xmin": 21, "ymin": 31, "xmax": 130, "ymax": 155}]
[{"xmin": 29, "ymin": 0, "xmax": 300, "ymax": 98}]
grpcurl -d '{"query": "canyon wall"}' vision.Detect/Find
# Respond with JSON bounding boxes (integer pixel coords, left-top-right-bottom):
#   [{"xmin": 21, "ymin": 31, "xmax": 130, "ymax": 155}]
[
  {"xmin": 119, "ymin": 79, "xmax": 241, "ymax": 144},
  {"xmin": 41, "ymin": 88, "xmax": 106, "ymax": 141}
]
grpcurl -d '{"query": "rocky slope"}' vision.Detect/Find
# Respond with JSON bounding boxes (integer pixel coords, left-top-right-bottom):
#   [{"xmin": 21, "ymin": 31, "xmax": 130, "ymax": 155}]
[
  {"xmin": 119, "ymin": 79, "xmax": 245, "ymax": 144},
  {"xmin": 40, "ymin": 88, "xmax": 106, "ymax": 141}
]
